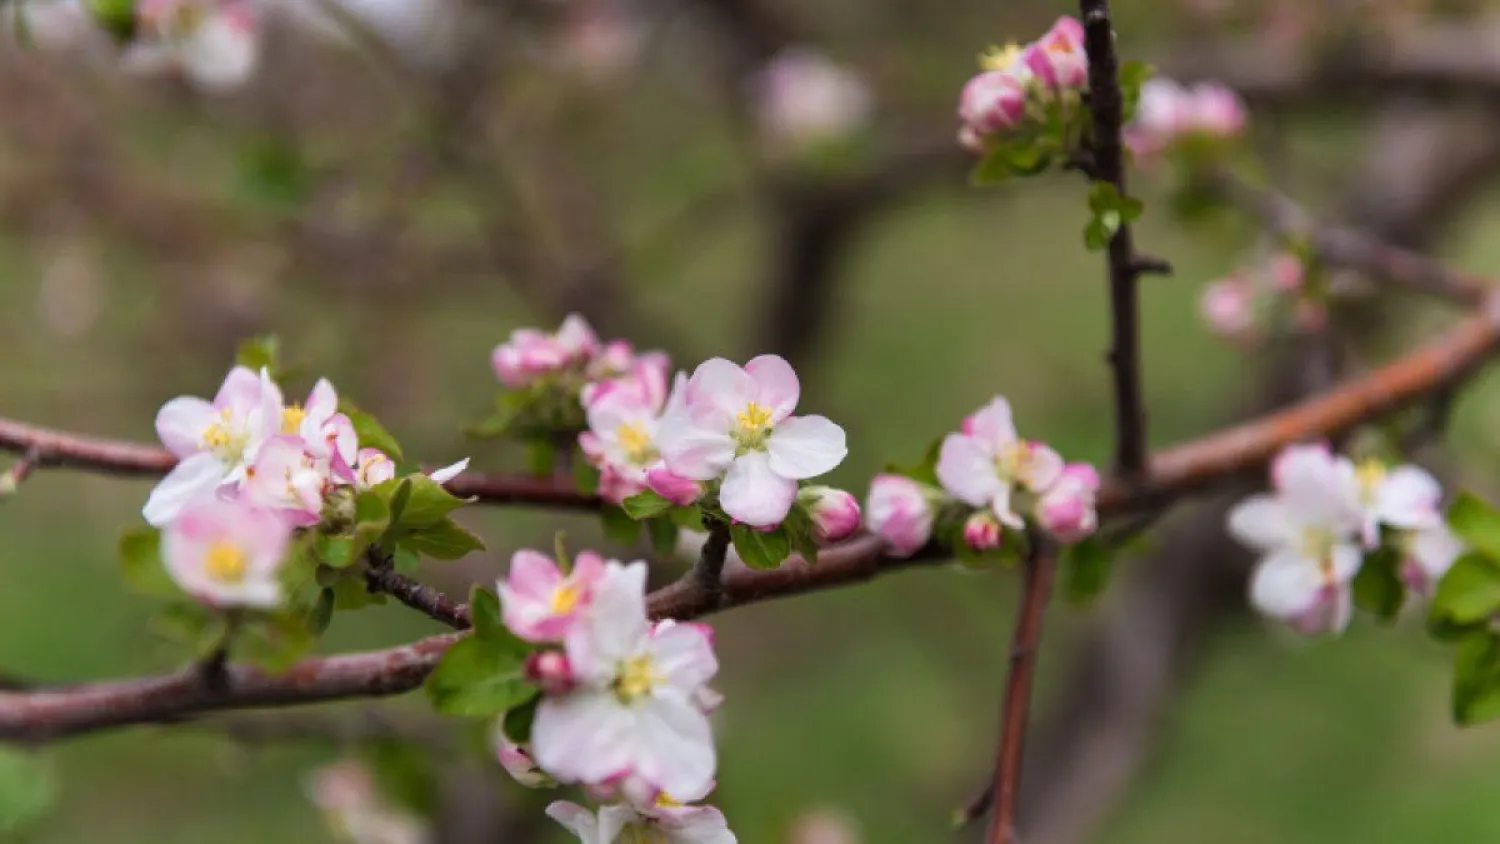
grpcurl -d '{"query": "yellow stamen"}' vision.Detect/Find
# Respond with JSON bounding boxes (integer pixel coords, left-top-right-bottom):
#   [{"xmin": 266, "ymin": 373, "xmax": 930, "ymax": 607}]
[
  {"xmin": 550, "ymin": 583, "xmax": 582, "ymax": 615},
  {"xmin": 979, "ymin": 43, "xmax": 1023, "ymax": 71},
  {"xmin": 1355, "ymin": 458, "xmax": 1387, "ymax": 503},
  {"xmin": 614, "ymin": 653, "xmax": 661, "ymax": 704},
  {"xmin": 654, "ymin": 792, "xmax": 684, "ymax": 809},
  {"xmin": 615, "ymin": 422, "xmax": 656, "ymax": 464},
  {"xmin": 204, "ymin": 541, "xmax": 248, "ymax": 583},
  {"xmin": 281, "ymin": 404, "xmax": 307, "ymax": 435},
  {"xmin": 736, "ymin": 402, "xmax": 774, "ymax": 433}
]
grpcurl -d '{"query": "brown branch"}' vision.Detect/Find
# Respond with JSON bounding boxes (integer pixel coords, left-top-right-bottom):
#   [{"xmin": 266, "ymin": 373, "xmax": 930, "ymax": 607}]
[
  {"xmin": 692, "ymin": 519, "xmax": 732, "ymax": 608},
  {"xmin": 1081, "ymin": 0, "xmax": 1154, "ymax": 476},
  {"xmin": 986, "ymin": 537, "xmax": 1057, "ymax": 844},
  {"xmin": 364, "ymin": 562, "xmax": 471, "ymax": 630}
]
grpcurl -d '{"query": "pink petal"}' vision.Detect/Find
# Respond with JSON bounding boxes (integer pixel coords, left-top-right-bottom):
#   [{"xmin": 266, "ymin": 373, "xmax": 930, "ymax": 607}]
[
  {"xmin": 686, "ymin": 358, "xmax": 755, "ymax": 418},
  {"xmin": 142, "ymin": 452, "xmax": 227, "ymax": 526},
  {"xmin": 745, "ymin": 354, "xmax": 800, "ymax": 421},
  {"xmin": 155, "ymin": 396, "xmax": 216, "ymax": 457},
  {"xmin": 719, "ymin": 452, "xmax": 797, "ymax": 528},
  {"xmin": 935, "ymin": 434, "xmax": 1001, "ymax": 507}
]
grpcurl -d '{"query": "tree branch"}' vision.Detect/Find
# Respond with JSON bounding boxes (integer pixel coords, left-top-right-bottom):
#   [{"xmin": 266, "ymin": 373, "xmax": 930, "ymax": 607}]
[
  {"xmin": 692, "ymin": 519, "xmax": 732, "ymax": 608},
  {"xmin": 364, "ymin": 560, "xmax": 471, "ymax": 630},
  {"xmin": 985, "ymin": 536, "xmax": 1057, "ymax": 844},
  {"xmin": 1081, "ymin": 0, "xmax": 1154, "ymax": 476}
]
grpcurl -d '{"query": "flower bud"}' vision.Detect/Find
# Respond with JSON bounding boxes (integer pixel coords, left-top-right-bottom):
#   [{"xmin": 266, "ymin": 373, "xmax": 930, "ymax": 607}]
[
  {"xmin": 1199, "ymin": 276, "xmax": 1256, "ymax": 340},
  {"xmin": 1267, "ymin": 253, "xmax": 1305, "ymax": 292},
  {"xmin": 865, "ymin": 474, "xmax": 936, "ymax": 557},
  {"xmin": 647, "ymin": 466, "xmax": 704, "ymax": 506},
  {"xmin": 525, "ymin": 650, "xmax": 575, "ymax": 695},
  {"xmin": 494, "ymin": 734, "xmax": 554, "ymax": 789},
  {"xmin": 1035, "ymin": 463, "xmax": 1100, "ymax": 545},
  {"xmin": 1022, "ymin": 16, "xmax": 1088, "ymax": 90},
  {"xmin": 797, "ymin": 486, "xmax": 862, "ymax": 545},
  {"xmin": 958, "ymin": 70, "xmax": 1027, "ymax": 144},
  {"xmin": 963, "ymin": 511, "xmax": 1003, "ymax": 550}
]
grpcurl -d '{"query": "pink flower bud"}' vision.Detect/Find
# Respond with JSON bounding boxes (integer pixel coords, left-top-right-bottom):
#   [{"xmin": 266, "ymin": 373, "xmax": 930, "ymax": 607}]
[
  {"xmin": 354, "ymin": 447, "xmax": 396, "ymax": 489},
  {"xmin": 963, "ymin": 511, "xmax": 1003, "ymax": 550},
  {"xmin": 958, "ymin": 70, "xmax": 1028, "ymax": 142},
  {"xmin": 1267, "ymin": 253, "xmax": 1305, "ymax": 292},
  {"xmin": 1187, "ymin": 82, "xmax": 1247, "ymax": 138},
  {"xmin": 646, "ymin": 466, "xmax": 704, "ymax": 506},
  {"xmin": 495, "ymin": 735, "xmax": 553, "ymax": 788},
  {"xmin": 1035, "ymin": 463, "xmax": 1100, "ymax": 544},
  {"xmin": 1199, "ymin": 276, "xmax": 1256, "ymax": 340},
  {"xmin": 865, "ymin": 474, "xmax": 936, "ymax": 557},
  {"xmin": 524, "ymin": 650, "xmax": 575, "ymax": 695},
  {"xmin": 798, "ymin": 486, "xmax": 862, "ymax": 545},
  {"xmin": 1023, "ymin": 16, "xmax": 1089, "ymax": 90}
]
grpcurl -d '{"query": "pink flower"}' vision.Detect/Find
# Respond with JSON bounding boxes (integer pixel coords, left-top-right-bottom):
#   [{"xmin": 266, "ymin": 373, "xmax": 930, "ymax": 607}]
[
  {"xmin": 1401, "ymin": 524, "xmax": 1464, "ymax": 596},
  {"xmin": 579, "ymin": 379, "xmax": 672, "ymax": 505},
  {"xmin": 145, "ymin": 365, "xmax": 282, "ymax": 526},
  {"xmin": 285, "ymin": 378, "xmax": 358, "ymax": 481},
  {"xmin": 657, "ymin": 355, "xmax": 846, "ymax": 528},
  {"xmin": 354, "ymin": 448, "xmax": 397, "ymax": 488},
  {"xmin": 547, "ymin": 799, "xmax": 736, "ymax": 843},
  {"xmin": 532, "ymin": 562, "xmax": 719, "ymax": 799},
  {"xmin": 1199, "ymin": 276, "xmax": 1257, "ymax": 340},
  {"xmin": 491, "ymin": 314, "xmax": 599, "ymax": 388},
  {"xmin": 647, "ymin": 466, "xmax": 705, "ymax": 506},
  {"xmin": 163, "ymin": 497, "xmax": 291, "ymax": 609},
  {"xmin": 240, "ymin": 435, "xmax": 328, "ymax": 527},
  {"xmin": 494, "ymin": 732, "xmax": 555, "ymax": 789},
  {"xmin": 963, "ymin": 511, "xmax": 1002, "ymax": 551},
  {"xmin": 957, "ymin": 70, "xmax": 1027, "ymax": 147},
  {"xmin": 937, "ymin": 396, "xmax": 1063, "ymax": 528},
  {"xmin": 1267, "ymin": 253, "xmax": 1305, "ymax": 292},
  {"xmin": 126, "ymin": 0, "xmax": 260, "ymax": 91},
  {"xmin": 583, "ymin": 350, "xmax": 670, "ymax": 410},
  {"xmin": 1338, "ymin": 457, "xmax": 1443, "ymax": 549},
  {"xmin": 525, "ymin": 650, "xmax": 576, "ymax": 695},
  {"xmin": 798, "ymin": 486, "xmax": 861, "ymax": 545},
  {"xmin": 1035, "ymin": 463, "xmax": 1100, "ymax": 544},
  {"xmin": 1022, "ymin": 16, "xmax": 1088, "ymax": 90},
  {"xmin": 1126, "ymin": 77, "xmax": 1246, "ymax": 160},
  {"xmin": 1185, "ymin": 82, "xmax": 1247, "ymax": 137},
  {"xmin": 752, "ymin": 46, "xmax": 873, "ymax": 154},
  {"xmin": 864, "ymin": 474, "xmax": 936, "ymax": 557},
  {"xmin": 497, "ymin": 550, "xmax": 608, "ymax": 643}
]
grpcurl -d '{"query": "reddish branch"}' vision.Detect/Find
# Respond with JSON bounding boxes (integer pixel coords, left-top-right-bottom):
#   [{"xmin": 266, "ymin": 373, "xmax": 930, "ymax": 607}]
[{"xmin": 987, "ymin": 539, "xmax": 1057, "ymax": 844}]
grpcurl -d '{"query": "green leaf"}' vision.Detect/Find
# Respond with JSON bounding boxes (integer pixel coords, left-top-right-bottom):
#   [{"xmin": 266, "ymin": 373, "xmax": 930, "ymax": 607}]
[
  {"xmin": 1432, "ymin": 553, "xmax": 1500, "ymax": 625},
  {"xmin": 573, "ymin": 460, "xmax": 601, "ymax": 495},
  {"xmin": 340, "ymin": 399, "xmax": 403, "ymax": 461},
  {"xmin": 525, "ymin": 438, "xmax": 558, "ymax": 478},
  {"xmin": 1119, "ymin": 60, "xmax": 1155, "ymax": 121},
  {"xmin": 330, "ymin": 575, "xmax": 385, "ymax": 610},
  {"xmin": 237, "ymin": 612, "xmax": 316, "ymax": 673},
  {"xmin": 601, "ymin": 505, "xmax": 642, "ymax": 546},
  {"xmin": 85, "ymin": 0, "xmax": 136, "ymax": 39},
  {"xmin": 502, "ymin": 696, "xmax": 540, "ymax": 744},
  {"xmin": 399, "ymin": 517, "xmax": 486, "ymax": 561},
  {"xmin": 468, "ymin": 392, "xmax": 528, "ymax": 440},
  {"xmin": 1454, "ymin": 632, "xmax": 1500, "ymax": 725},
  {"xmin": 0, "ymin": 747, "xmax": 55, "ymax": 834},
  {"xmin": 1352, "ymin": 546, "xmax": 1405, "ymax": 622},
  {"xmin": 1062, "ymin": 537, "xmax": 1114, "ymax": 604},
  {"xmin": 884, "ymin": 437, "xmax": 943, "ymax": 487},
  {"xmin": 1449, "ymin": 493, "xmax": 1500, "ymax": 558},
  {"xmin": 622, "ymin": 489, "xmax": 674, "ymax": 520},
  {"xmin": 469, "ymin": 585, "xmax": 504, "ymax": 641},
  {"xmin": 730, "ymin": 523, "xmax": 792, "ymax": 571},
  {"xmin": 1084, "ymin": 216, "xmax": 1114, "ymax": 251},
  {"xmin": 647, "ymin": 518, "xmax": 680, "ymax": 556},
  {"xmin": 149, "ymin": 603, "xmax": 224, "ymax": 657},
  {"xmin": 118, "ymin": 528, "xmax": 180, "ymax": 598},
  {"xmin": 306, "ymin": 588, "xmax": 336, "ymax": 635},
  {"xmin": 393, "ymin": 475, "xmax": 467, "ymax": 529},
  {"xmin": 425, "ymin": 635, "xmax": 538, "ymax": 718},
  {"xmin": 235, "ymin": 335, "xmax": 281, "ymax": 377},
  {"xmin": 783, "ymin": 507, "xmax": 820, "ymax": 566}
]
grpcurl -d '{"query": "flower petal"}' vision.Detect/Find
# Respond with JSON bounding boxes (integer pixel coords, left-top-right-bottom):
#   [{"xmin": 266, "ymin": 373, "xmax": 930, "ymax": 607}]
[
  {"xmin": 766, "ymin": 415, "xmax": 846, "ymax": 479},
  {"xmin": 656, "ymin": 410, "xmax": 736, "ymax": 482},
  {"xmin": 429, "ymin": 457, "xmax": 469, "ymax": 484},
  {"xmin": 1226, "ymin": 495, "xmax": 1293, "ymax": 551},
  {"xmin": 633, "ymin": 696, "xmax": 717, "ymax": 800},
  {"xmin": 155, "ymin": 397, "xmax": 216, "ymax": 457},
  {"xmin": 963, "ymin": 396, "xmax": 1017, "ymax": 449},
  {"xmin": 1376, "ymin": 466, "xmax": 1443, "ymax": 530},
  {"xmin": 142, "ymin": 452, "xmax": 227, "ymax": 526},
  {"xmin": 745, "ymin": 354, "xmax": 799, "ymax": 421},
  {"xmin": 719, "ymin": 452, "xmax": 797, "ymax": 528},
  {"xmin": 686, "ymin": 358, "xmax": 755, "ymax": 418},
  {"xmin": 545, "ymin": 801, "xmax": 602, "ymax": 841},
  {"xmin": 650, "ymin": 621, "xmax": 719, "ymax": 690},
  {"xmin": 1248, "ymin": 549, "xmax": 1323, "ymax": 620},
  {"xmin": 533, "ymin": 691, "xmax": 638, "ymax": 786},
  {"xmin": 935, "ymin": 434, "xmax": 1001, "ymax": 507}
]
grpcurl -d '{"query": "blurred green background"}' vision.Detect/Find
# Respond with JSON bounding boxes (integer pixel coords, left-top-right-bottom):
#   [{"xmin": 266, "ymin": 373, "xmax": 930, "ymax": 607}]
[{"xmin": 6, "ymin": 0, "xmax": 1500, "ymax": 841}]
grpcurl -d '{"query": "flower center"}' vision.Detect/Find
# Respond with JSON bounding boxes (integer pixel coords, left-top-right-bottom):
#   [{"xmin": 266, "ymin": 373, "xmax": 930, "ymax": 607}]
[
  {"xmin": 1298, "ymin": 526, "xmax": 1339, "ymax": 575},
  {"xmin": 1355, "ymin": 458, "xmax": 1387, "ymax": 505},
  {"xmin": 620, "ymin": 826, "xmax": 671, "ymax": 844},
  {"xmin": 613, "ymin": 653, "xmax": 662, "ymax": 704},
  {"xmin": 733, "ymin": 402, "xmax": 775, "ymax": 451},
  {"xmin": 281, "ymin": 404, "xmax": 306, "ymax": 435},
  {"xmin": 550, "ymin": 583, "xmax": 582, "ymax": 615},
  {"xmin": 615, "ymin": 422, "xmax": 657, "ymax": 464},
  {"xmin": 204, "ymin": 541, "xmax": 247, "ymax": 583},
  {"xmin": 980, "ymin": 43, "xmax": 1023, "ymax": 71},
  {"xmin": 201, "ymin": 411, "xmax": 247, "ymax": 460},
  {"xmin": 654, "ymin": 792, "xmax": 684, "ymax": 809},
  {"xmin": 994, "ymin": 441, "xmax": 1030, "ymax": 481}
]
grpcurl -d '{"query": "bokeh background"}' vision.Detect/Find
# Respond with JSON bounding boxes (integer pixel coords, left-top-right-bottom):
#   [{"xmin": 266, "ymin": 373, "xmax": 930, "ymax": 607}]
[{"xmin": 7, "ymin": 0, "xmax": 1500, "ymax": 841}]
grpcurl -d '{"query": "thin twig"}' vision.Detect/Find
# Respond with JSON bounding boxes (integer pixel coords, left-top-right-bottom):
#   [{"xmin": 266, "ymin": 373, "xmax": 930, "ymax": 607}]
[
  {"xmin": 986, "ymin": 535, "xmax": 1058, "ymax": 844},
  {"xmin": 1081, "ymin": 0, "xmax": 1154, "ymax": 476},
  {"xmin": 363, "ymin": 556, "xmax": 471, "ymax": 630},
  {"xmin": 0, "ymin": 446, "xmax": 40, "ymax": 495}
]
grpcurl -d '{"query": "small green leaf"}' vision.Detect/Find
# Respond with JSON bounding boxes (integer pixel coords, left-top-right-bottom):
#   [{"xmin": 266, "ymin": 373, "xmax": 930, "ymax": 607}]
[
  {"xmin": 330, "ymin": 575, "xmax": 385, "ymax": 610},
  {"xmin": 392, "ymin": 475, "xmax": 467, "ymax": 529},
  {"xmin": 85, "ymin": 0, "xmax": 136, "ymax": 40},
  {"xmin": 502, "ymin": 696, "xmax": 539, "ymax": 744},
  {"xmin": 1062, "ymin": 537, "xmax": 1114, "ymax": 604},
  {"xmin": 306, "ymin": 588, "xmax": 336, "ymax": 635},
  {"xmin": 468, "ymin": 392, "xmax": 528, "ymax": 440},
  {"xmin": 399, "ymin": 518, "xmax": 486, "ymax": 561},
  {"xmin": 783, "ymin": 507, "xmax": 820, "ymax": 566},
  {"xmin": 1454, "ymin": 631, "xmax": 1500, "ymax": 725},
  {"xmin": 1432, "ymin": 553, "xmax": 1500, "ymax": 625},
  {"xmin": 340, "ymin": 399, "xmax": 403, "ymax": 461},
  {"xmin": 235, "ymin": 335, "xmax": 281, "ymax": 377},
  {"xmin": 149, "ymin": 603, "xmax": 223, "ymax": 657},
  {"xmin": 647, "ymin": 518, "xmax": 680, "ymax": 556},
  {"xmin": 1352, "ymin": 546, "xmax": 1405, "ymax": 621},
  {"xmin": 730, "ymin": 523, "xmax": 792, "ymax": 571},
  {"xmin": 118, "ymin": 528, "xmax": 180, "ymax": 598},
  {"xmin": 884, "ymin": 437, "xmax": 943, "ymax": 487},
  {"xmin": 601, "ymin": 505, "xmax": 642, "ymax": 545},
  {"xmin": 237, "ymin": 612, "xmax": 316, "ymax": 673},
  {"xmin": 469, "ymin": 586, "xmax": 504, "ymax": 641},
  {"xmin": 1119, "ymin": 59, "xmax": 1155, "ymax": 121},
  {"xmin": 1449, "ymin": 493, "xmax": 1500, "ymax": 558},
  {"xmin": 622, "ymin": 490, "xmax": 674, "ymax": 520},
  {"xmin": 425, "ymin": 635, "xmax": 537, "ymax": 718},
  {"xmin": 0, "ymin": 747, "xmax": 55, "ymax": 834},
  {"xmin": 1084, "ymin": 216, "xmax": 1114, "ymax": 251}
]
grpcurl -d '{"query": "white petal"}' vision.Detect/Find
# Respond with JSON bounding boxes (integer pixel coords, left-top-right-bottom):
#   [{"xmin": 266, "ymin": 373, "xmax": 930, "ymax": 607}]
[
  {"xmin": 566, "ymin": 562, "xmax": 650, "ymax": 678},
  {"xmin": 935, "ymin": 434, "xmax": 1001, "ymax": 507},
  {"xmin": 532, "ymin": 691, "xmax": 638, "ymax": 785},
  {"xmin": 142, "ymin": 453, "xmax": 227, "ymax": 526},
  {"xmin": 1226, "ymin": 495, "xmax": 1294, "ymax": 551},
  {"xmin": 991, "ymin": 484, "xmax": 1022, "ymax": 528},
  {"xmin": 687, "ymin": 358, "xmax": 755, "ymax": 418},
  {"xmin": 650, "ymin": 622, "xmax": 718, "ymax": 690},
  {"xmin": 182, "ymin": 13, "xmax": 258, "ymax": 91},
  {"xmin": 214, "ymin": 366, "xmax": 263, "ymax": 411},
  {"xmin": 546, "ymin": 801, "xmax": 602, "ymax": 842},
  {"xmin": 1376, "ymin": 466, "xmax": 1442, "ymax": 530},
  {"xmin": 1410, "ymin": 525, "xmax": 1464, "ymax": 582},
  {"xmin": 965, "ymin": 396, "xmax": 1018, "ymax": 450},
  {"xmin": 1248, "ymin": 550, "xmax": 1324, "ymax": 620},
  {"xmin": 765, "ymin": 415, "xmax": 846, "ymax": 479},
  {"xmin": 155, "ymin": 397, "xmax": 215, "ymax": 457},
  {"xmin": 428, "ymin": 458, "xmax": 469, "ymax": 484},
  {"xmin": 305, "ymin": 378, "xmax": 338, "ymax": 421},
  {"xmin": 668, "ymin": 806, "xmax": 738, "ymax": 844},
  {"xmin": 745, "ymin": 354, "xmax": 799, "ymax": 421},
  {"xmin": 634, "ymin": 696, "xmax": 717, "ymax": 799},
  {"xmin": 1327, "ymin": 542, "xmax": 1363, "ymax": 584},
  {"xmin": 719, "ymin": 452, "xmax": 797, "ymax": 527},
  {"xmin": 596, "ymin": 805, "xmax": 641, "ymax": 842},
  {"xmin": 656, "ymin": 410, "xmax": 736, "ymax": 482}
]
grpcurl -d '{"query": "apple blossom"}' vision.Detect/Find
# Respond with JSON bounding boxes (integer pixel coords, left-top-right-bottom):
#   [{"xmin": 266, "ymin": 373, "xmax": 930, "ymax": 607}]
[
  {"xmin": 752, "ymin": 46, "xmax": 873, "ymax": 155},
  {"xmin": 491, "ymin": 314, "xmax": 599, "ymax": 388},
  {"xmin": 547, "ymin": 799, "xmax": 736, "ymax": 844},
  {"xmin": 1267, "ymin": 252, "xmax": 1306, "ymax": 292},
  {"xmin": 354, "ymin": 449, "xmax": 397, "ymax": 488},
  {"xmin": 1401, "ymin": 524, "xmax": 1465, "ymax": 596},
  {"xmin": 582, "ymin": 349, "xmax": 670, "ymax": 410},
  {"xmin": 124, "ymin": 0, "xmax": 260, "ymax": 91},
  {"xmin": 162, "ymin": 497, "xmax": 291, "ymax": 609},
  {"xmin": 1035, "ymin": 463, "xmax": 1101, "ymax": 545},
  {"xmin": 532, "ymin": 561, "xmax": 719, "ymax": 799},
  {"xmin": 284, "ymin": 378, "xmax": 358, "ymax": 477},
  {"xmin": 240, "ymin": 434, "xmax": 328, "ymax": 526},
  {"xmin": 1340, "ymin": 458, "xmax": 1443, "ymax": 548},
  {"xmin": 1125, "ymin": 77, "xmax": 1247, "ymax": 160},
  {"xmin": 798, "ymin": 486, "xmax": 861, "ymax": 544},
  {"xmin": 864, "ymin": 474, "xmax": 936, "ymax": 557},
  {"xmin": 937, "ymin": 396, "xmax": 1063, "ymax": 529},
  {"xmin": 957, "ymin": 69, "xmax": 1027, "ymax": 151},
  {"xmin": 963, "ymin": 511, "xmax": 1002, "ymax": 551},
  {"xmin": 1228, "ymin": 444, "xmax": 1365, "ymax": 634},
  {"xmin": 145, "ymin": 365, "xmax": 282, "ymax": 526},
  {"xmin": 1021, "ymin": 16, "xmax": 1087, "ymax": 91},
  {"xmin": 656, "ymin": 355, "xmax": 847, "ymax": 528},
  {"xmin": 498, "ymin": 549, "xmax": 609, "ymax": 643},
  {"xmin": 306, "ymin": 759, "xmax": 431, "ymax": 844},
  {"xmin": 1199, "ymin": 276, "xmax": 1258, "ymax": 341},
  {"xmin": 581, "ymin": 380, "xmax": 671, "ymax": 504}
]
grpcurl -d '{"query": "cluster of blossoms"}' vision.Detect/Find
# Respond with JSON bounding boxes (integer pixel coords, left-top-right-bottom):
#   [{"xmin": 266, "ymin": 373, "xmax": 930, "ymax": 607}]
[
  {"xmin": 1123, "ymin": 77, "xmax": 1248, "ymax": 163},
  {"xmin": 306, "ymin": 760, "xmax": 430, "ymax": 844},
  {"xmin": 1227, "ymin": 443, "xmax": 1462, "ymax": 634},
  {"xmin": 494, "ymin": 549, "xmax": 736, "ymax": 842},
  {"xmin": 144, "ymin": 365, "xmax": 464, "ymax": 608},
  {"xmin": 865, "ymin": 396, "xmax": 1100, "ymax": 556},
  {"xmin": 750, "ymin": 46, "xmax": 874, "ymax": 158},
  {"xmin": 497, "ymin": 315, "xmax": 854, "ymax": 533},
  {"xmin": 1199, "ymin": 252, "xmax": 1326, "ymax": 343},
  {"xmin": 956, "ymin": 16, "xmax": 1088, "ymax": 153}
]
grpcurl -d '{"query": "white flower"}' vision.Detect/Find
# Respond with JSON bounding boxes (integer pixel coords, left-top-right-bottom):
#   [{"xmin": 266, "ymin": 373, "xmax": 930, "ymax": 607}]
[
  {"xmin": 657, "ymin": 356, "xmax": 846, "ymax": 528},
  {"xmin": 546, "ymin": 799, "xmax": 736, "ymax": 843},
  {"xmin": 1340, "ymin": 457, "xmax": 1443, "ymax": 548},
  {"xmin": 1401, "ymin": 524, "xmax": 1465, "ymax": 596},
  {"xmin": 162, "ymin": 497, "xmax": 291, "ymax": 609},
  {"xmin": 125, "ymin": 0, "xmax": 260, "ymax": 91},
  {"xmin": 531, "ymin": 562, "xmax": 719, "ymax": 799},
  {"xmin": 936, "ymin": 396, "xmax": 1062, "ymax": 528}
]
